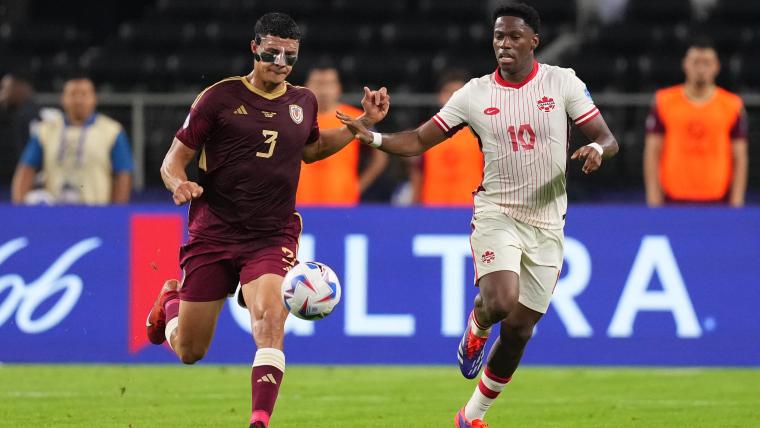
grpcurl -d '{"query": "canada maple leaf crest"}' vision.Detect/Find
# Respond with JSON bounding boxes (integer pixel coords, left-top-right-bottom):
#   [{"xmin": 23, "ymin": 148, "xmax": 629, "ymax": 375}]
[
  {"xmin": 481, "ymin": 250, "xmax": 496, "ymax": 264},
  {"xmin": 537, "ymin": 96, "xmax": 555, "ymax": 112}
]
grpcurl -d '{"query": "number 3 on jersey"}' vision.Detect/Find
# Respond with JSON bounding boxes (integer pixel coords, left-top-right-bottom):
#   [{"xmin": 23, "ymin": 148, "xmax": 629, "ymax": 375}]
[
  {"xmin": 508, "ymin": 124, "xmax": 535, "ymax": 152},
  {"xmin": 257, "ymin": 130, "xmax": 278, "ymax": 158}
]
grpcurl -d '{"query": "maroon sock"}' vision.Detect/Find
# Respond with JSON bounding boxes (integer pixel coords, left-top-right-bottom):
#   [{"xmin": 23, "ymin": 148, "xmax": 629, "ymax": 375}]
[
  {"xmin": 249, "ymin": 348, "xmax": 285, "ymax": 427},
  {"xmin": 164, "ymin": 298, "xmax": 179, "ymax": 321}
]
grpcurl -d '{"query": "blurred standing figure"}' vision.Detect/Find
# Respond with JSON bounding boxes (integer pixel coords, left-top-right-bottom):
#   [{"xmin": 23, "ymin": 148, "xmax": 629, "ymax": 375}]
[
  {"xmin": 410, "ymin": 70, "xmax": 483, "ymax": 206},
  {"xmin": 644, "ymin": 39, "xmax": 748, "ymax": 206},
  {"xmin": 296, "ymin": 65, "xmax": 387, "ymax": 205},
  {"xmin": 11, "ymin": 75, "xmax": 133, "ymax": 204},
  {"xmin": 0, "ymin": 73, "xmax": 38, "ymax": 184}
]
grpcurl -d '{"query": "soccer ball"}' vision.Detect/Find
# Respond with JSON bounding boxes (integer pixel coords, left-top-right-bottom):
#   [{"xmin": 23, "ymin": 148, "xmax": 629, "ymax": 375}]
[{"xmin": 281, "ymin": 261, "xmax": 341, "ymax": 320}]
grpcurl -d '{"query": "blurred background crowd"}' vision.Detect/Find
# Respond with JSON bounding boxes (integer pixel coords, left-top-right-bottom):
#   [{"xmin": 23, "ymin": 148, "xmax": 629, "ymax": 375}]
[{"xmin": 0, "ymin": 0, "xmax": 756, "ymax": 206}]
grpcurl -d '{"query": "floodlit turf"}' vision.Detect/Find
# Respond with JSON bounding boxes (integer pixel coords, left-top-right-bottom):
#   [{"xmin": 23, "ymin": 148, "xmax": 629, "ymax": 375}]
[{"xmin": 1, "ymin": 365, "xmax": 759, "ymax": 427}]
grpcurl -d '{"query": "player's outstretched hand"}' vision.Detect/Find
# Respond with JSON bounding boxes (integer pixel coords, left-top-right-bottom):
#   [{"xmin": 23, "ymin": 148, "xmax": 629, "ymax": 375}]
[
  {"xmin": 360, "ymin": 86, "xmax": 390, "ymax": 125},
  {"xmin": 172, "ymin": 180, "xmax": 203, "ymax": 205},
  {"xmin": 571, "ymin": 146, "xmax": 602, "ymax": 174},
  {"xmin": 336, "ymin": 110, "xmax": 374, "ymax": 146}
]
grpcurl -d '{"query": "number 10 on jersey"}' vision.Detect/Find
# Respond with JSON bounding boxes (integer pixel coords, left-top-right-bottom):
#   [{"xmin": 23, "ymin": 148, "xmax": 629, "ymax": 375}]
[{"xmin": 508, "ymin": 124, "xmax": 535, "ymax": 152}]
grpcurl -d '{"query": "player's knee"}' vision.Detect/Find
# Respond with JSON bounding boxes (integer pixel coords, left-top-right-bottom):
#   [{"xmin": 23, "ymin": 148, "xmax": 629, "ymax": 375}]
[
  {"xmin": 501, "ymin": 318, "xmax": 535, "ymax": 347},
  {"xmin": 176, "ymin": 341, "xmax": 208, "ymax": 365},
  {"xmin": 178, "ymin": 347, "xmax": 206, "ymax": 365},
  {"xmin": 482, "ymin": 297, "xmax": 515, "ymax": 322}
]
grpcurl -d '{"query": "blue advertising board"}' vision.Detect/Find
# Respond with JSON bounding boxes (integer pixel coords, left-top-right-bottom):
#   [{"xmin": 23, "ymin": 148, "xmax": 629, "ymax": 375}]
[{"xmin": 0, "ymin": 205, "xmax": 758, "ymax": 365}]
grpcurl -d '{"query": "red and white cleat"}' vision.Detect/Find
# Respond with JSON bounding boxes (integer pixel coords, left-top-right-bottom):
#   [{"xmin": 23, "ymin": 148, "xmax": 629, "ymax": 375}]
[
  {"xmin": 145, "ymin": 280, "xmax": 179, "ymax": 345},
  {"xmin": 454, "ymin": 408, "xmax": 488, "ymax": 428}
]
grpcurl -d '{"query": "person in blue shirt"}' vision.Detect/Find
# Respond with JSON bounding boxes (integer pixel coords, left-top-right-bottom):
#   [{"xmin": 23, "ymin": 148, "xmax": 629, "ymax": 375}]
[{"xmin": 11, "ymin": 76, "xmax": 133, "ymax": 205}]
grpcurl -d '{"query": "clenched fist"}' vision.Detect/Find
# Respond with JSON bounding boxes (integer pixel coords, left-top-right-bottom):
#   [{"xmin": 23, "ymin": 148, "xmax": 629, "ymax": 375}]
[{"xmin": 173, "ymin": 181, "xmax": 203, "ymax": 205}]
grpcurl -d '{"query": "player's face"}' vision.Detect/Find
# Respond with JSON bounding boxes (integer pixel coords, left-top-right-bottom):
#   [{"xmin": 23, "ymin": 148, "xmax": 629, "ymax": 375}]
[
  {"xmin": 61, "ymin": 79, "xmax": 97, "ymax": 122},
  {"xmin": 252, "ymin": 35, "xmax": 300, "ymax": 85},
  {"xmin": 683, "ymin": 47, "xmax": 720, "ymax": 86},
  {"xmin": 438, "ymin": 80, "xmax": 465, "ymax": 106},
  {"xmin": 306, "ymin": 69, "xmax": 341, "ymax": 110},
  {"xmin": 493, "ymin": 16, "xmax": 539, "ymax": 74}
]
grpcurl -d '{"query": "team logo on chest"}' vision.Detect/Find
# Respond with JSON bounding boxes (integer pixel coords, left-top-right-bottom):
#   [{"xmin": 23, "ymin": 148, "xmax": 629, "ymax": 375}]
[
  {"xmin": 537, "ymin": 96, "xmax": 555, "ymax": 112},
  {"xmin": 289, "ymin": 104, "xmax": 304, "ymax": 124}
]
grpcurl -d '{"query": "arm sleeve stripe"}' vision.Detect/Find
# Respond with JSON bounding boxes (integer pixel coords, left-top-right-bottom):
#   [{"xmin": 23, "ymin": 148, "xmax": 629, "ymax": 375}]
[
  {"xmin": 575, "ymin": 109, "xmax": 600, "ymax": 127},
  {"xmin": 432, "ymin": 114, "xmax": 450, "ymax": 132},
  {"xmin": 574, "ymin": 106, "xmax": 599, "ymax": 124}
]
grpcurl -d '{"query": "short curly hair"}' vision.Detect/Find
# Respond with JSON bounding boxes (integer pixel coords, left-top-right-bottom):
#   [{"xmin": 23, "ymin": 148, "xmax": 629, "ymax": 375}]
[
  {"xmin": 492, "ymin": 2, "xmax": 541, "ymax": 34},
  {"xmin": 254, "ymin": 12, "xmax": 301, "ymax": 42}
]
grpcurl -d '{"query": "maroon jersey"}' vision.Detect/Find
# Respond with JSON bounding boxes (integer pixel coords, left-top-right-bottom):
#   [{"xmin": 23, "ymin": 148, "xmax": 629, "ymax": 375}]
[{"xmin": 175, "ymin": 76, "xmax": 319, "ymax": 242}]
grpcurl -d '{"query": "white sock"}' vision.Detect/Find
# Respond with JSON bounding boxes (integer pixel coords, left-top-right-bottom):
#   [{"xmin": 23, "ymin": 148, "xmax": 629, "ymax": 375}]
[
  {"xmin": 464, "ymin": 367, "xmax": 511, "ymax": 421},
  {"xmin": 253, "ymin": 348, "xmax": 286, "ymax": 372},
  {"xmin": 165, "ymin": 317, "xmax": 179, "ymax": 351},
  {"xmin": 470, "ymin": 312, "xmax": 491, "ymax": 338}
]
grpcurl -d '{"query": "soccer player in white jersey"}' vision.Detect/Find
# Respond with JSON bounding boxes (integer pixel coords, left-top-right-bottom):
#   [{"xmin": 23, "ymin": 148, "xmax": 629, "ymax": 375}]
[{"xmin": 339, "ymin": 3, "xmax": 618, "ymax": 427}]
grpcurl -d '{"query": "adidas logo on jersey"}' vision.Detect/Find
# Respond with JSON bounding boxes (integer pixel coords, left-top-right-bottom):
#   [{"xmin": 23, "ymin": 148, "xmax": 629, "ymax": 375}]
[
  {"xmin": 256, "ymin": 374, "xmax": 278, "ymax": 384},
  {"xmin": 234, "ymin": 105, "xmax": 248, "ymax": 115}
]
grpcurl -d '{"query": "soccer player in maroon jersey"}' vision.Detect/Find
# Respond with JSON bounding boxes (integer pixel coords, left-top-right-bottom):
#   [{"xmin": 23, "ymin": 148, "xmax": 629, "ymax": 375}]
[{"xmin": 144, "ymin": 13, "xmax": 389, "ymax": 428}]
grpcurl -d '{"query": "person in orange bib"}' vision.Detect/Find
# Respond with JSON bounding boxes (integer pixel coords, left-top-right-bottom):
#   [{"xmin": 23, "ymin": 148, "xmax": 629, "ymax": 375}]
[
  {"xmin": 410, "ymin": 70, "xmax": 484, "ymax": 206},
  {"xmin": 644, "ymin": 39, "xmax": 748, "ymax": 206},
  {"xmin": 296, "ymin": 65, "xmax": 388, "ymax": 206}
]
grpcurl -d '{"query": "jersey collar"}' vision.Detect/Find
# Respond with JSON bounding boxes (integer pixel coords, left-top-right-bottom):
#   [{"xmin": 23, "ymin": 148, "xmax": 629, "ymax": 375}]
[
  {"xmin": 241, "ymin": 76, "xmax": 287, "ymax": 100},
  {"xmin": 493, "ymin": 60, "xmax": 539, "ymax": 89}
]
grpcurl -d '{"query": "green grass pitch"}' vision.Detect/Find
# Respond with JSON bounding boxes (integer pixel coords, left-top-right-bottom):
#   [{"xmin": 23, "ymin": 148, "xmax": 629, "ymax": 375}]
[{"xmin": 1, "ymin": 365, "xmax": 759, "ymax": 427}]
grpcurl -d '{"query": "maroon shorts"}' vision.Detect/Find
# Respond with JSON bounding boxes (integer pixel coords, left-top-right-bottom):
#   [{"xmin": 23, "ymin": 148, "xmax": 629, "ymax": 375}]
[{"xmin": 178, "ymin": 213, "xmax": 302, "ymax": 302}]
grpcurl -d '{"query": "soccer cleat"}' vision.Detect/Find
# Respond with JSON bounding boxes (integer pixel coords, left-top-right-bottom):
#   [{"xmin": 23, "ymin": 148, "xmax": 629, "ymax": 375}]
[
  {"xmin": 457, "ymin": 311, "xmax": 489, "ymax": 379},
  {"xmin": 145, "ymin": 280, "xmax": 179, "ymax": 345},
  {"xmin": 454, "ymin": 408, "xmax": 488, "ymax": 428},
  {"xmin": 249, "ymin": 423, "xmax": 265, "ymax": 428}
]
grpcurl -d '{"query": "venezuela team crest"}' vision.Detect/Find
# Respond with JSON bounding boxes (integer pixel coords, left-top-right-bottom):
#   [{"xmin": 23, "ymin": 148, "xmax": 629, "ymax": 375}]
[{"xmin": 289, "ymin": 104, "xmax": 304, "ymax": 124}]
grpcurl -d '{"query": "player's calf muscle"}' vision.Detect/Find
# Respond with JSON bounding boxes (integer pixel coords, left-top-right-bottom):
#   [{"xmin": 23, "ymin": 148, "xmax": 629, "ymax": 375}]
[
  {"xmin": 244, "ymin": 276, "xmax": 289, "ymax": 348},
  {"xmin": 501, "ymin": 317, "xmax": 535, "ymax": 347},
  {"xmin": 252, "ymin": 306, "xmax": 287, "ymax": 339}
]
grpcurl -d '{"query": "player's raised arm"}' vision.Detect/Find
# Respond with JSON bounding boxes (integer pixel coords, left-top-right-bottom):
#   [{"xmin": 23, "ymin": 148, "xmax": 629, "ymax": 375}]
[
  {"xmin": 337, "ymin": 113, "xmax": 449, "ymax": 157},
  {"xmin": 570, "ymin": 115, "xmax": 619, "ymax": 174},
  {"xmin": 160, "ymin": 137, "xmax": 203, "ymax": 205},
  {"xmin": 302, "ymin": 87, "xmax": 390, "ymax": 163}
]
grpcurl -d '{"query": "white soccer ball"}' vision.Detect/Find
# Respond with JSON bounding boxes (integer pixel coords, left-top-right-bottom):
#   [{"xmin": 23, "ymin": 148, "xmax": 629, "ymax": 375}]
[{"xmin": 281, "ymin": 261, "xmax": 341, "ymax": 320}]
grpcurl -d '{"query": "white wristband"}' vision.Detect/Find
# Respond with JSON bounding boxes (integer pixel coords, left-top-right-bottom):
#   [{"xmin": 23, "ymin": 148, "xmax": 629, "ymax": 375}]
[
  {"xmin": 587, "ymin": 142, "xmax": 603, "ymax": 156},
  {"xmin": 369, "ymin": 132, "xmax": 383, "ymax": 148}
]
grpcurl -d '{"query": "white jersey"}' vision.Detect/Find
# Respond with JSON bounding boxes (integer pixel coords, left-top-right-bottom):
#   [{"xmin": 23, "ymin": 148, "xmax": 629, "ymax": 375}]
[{"xmin": 432, "ymin": 62, "xmax": 599, "ymax": 229}]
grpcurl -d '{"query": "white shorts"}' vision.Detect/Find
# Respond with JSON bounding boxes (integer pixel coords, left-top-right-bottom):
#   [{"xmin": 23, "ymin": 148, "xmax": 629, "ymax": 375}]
[{"xmin": 470, "ymin": 211, "xmax": 564, "ymax": 313}]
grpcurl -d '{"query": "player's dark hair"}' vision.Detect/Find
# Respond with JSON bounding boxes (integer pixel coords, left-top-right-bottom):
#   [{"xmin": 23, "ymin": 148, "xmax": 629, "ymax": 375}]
[
  {"xmin": 63, "ymin": 71, "xmax": 95, "ymax": 87},
  {"xmin": 493, "ymin": 2, "xmax": 541, "ymax": 34},
  {"xmin": 686, "ymin": 36, "xmax": 716, "ymax": 52},
  {"xmin": 254, "ymin": 12, "xmax": 302, "ymax": 42},
  {"xmin": 436, "ymin": 69, "xmax": 470, "ymax": 91},
  {"xmin": 309, "ymin": 58, "xmax": 338, "ymax": 73}
]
